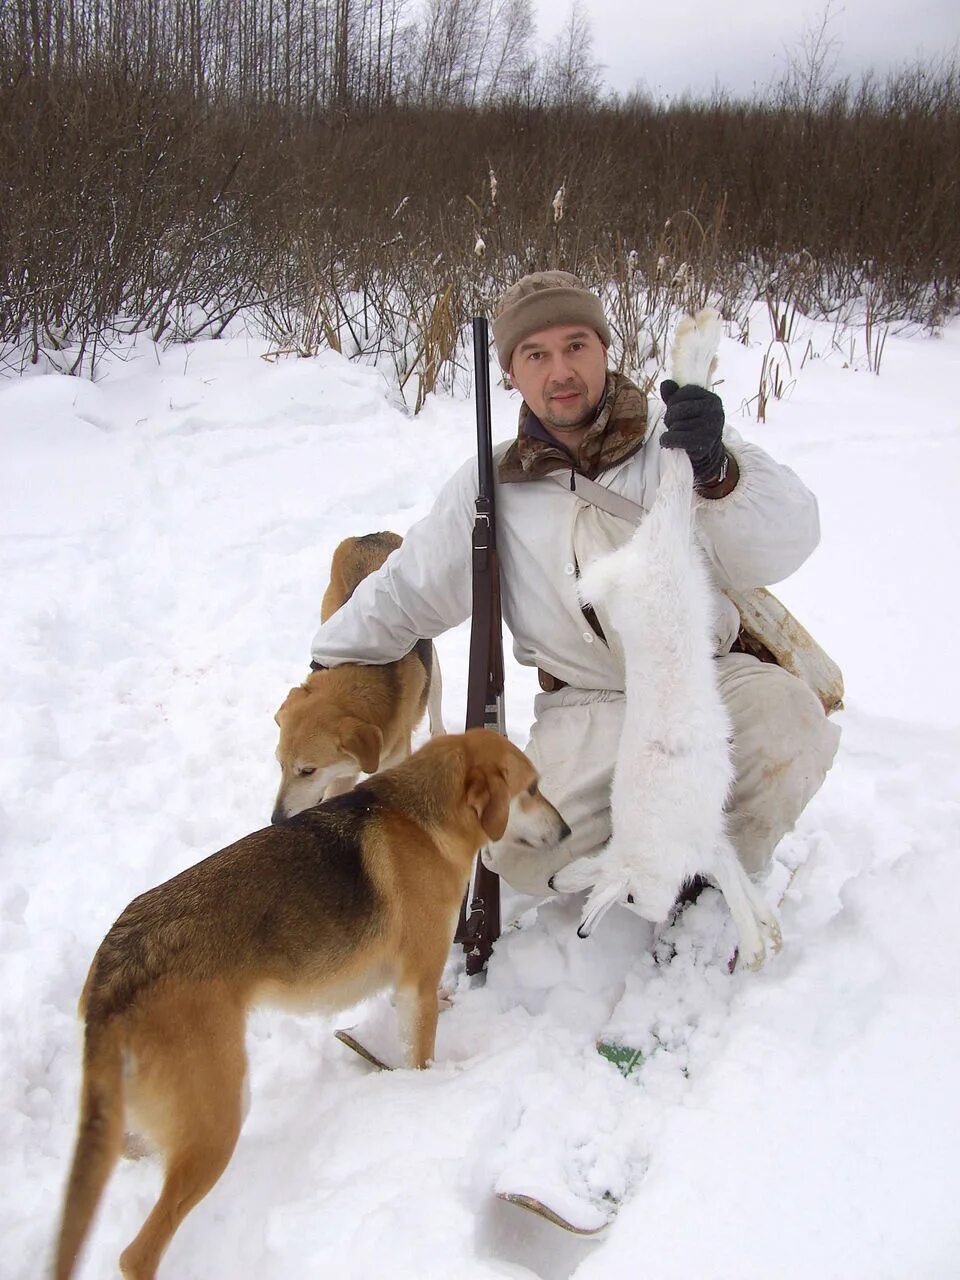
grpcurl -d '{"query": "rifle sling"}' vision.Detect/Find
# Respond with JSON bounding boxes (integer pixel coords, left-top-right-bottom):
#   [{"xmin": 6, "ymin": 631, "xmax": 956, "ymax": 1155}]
[{"xmin": 547, "ymin": 468, "xmax": 645, "ymax": 524}]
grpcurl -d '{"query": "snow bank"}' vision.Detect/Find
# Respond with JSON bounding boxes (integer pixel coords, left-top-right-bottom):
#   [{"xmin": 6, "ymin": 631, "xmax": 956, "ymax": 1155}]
[{"xmin": 2, "ymin": 313, "xmax": 958, "ymax": 1279}]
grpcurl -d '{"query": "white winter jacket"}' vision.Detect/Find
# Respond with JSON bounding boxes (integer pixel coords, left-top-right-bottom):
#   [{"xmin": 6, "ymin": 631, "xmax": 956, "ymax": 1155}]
[{"xmin": 310, "ymin": 401, "xmax": 820, "ymax": 693}]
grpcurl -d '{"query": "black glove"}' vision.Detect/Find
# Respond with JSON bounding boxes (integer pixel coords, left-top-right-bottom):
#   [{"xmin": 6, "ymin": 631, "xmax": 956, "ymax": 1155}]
[{"xmin": 659, "ymin": 380, "xmax": 726, "ymax": 487}]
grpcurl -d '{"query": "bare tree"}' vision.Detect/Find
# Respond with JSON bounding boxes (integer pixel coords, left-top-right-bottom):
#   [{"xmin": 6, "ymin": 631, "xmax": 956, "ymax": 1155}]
[
  {"xmin": 544, "ymin": 0, "xmax": 602, "ymax": 108},
  {"xmin": 780, "ymin": 0, "xmax": 844, "ymax": 114},
  {"xmin": 471, "ymin": 0, "xmax": 534, "ymax": 103}
]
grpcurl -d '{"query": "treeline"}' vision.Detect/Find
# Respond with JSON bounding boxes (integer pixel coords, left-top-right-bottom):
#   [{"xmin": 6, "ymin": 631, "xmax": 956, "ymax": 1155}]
[
  {"xmin": 1, "ymin": 0, "xmax": 602, "ymax": 111},
  {"xmin": 1, "ymin": 0, "xmax": 958, "ymax": 398}
]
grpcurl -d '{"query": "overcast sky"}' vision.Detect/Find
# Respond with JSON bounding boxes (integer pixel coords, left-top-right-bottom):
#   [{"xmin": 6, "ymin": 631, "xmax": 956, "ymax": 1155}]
[{"xmin": 534, "ymin": 0, "xmax": 959, "ymax": 100}]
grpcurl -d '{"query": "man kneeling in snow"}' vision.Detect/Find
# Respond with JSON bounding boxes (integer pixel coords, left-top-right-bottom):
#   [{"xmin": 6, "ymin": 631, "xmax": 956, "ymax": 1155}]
[{"xmin": 308, "ymin": 272, "xmax": 840, "ymax": 898}]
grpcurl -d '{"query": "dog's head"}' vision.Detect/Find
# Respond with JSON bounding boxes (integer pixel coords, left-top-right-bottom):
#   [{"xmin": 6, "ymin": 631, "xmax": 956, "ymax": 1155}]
[
  {"xmin": 272, "ymin": 679, "xmax": 383, "ymax": 822},
  {"xmin": 460, "ymin": 728, "xmax": 570, "ymax": 850}
]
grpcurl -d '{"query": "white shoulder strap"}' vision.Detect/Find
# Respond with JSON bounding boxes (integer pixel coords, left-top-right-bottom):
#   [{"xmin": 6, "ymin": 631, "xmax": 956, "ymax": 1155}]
[{"xmin": 547, "ymin": 469, "xmax": 645, "ymax": 524}]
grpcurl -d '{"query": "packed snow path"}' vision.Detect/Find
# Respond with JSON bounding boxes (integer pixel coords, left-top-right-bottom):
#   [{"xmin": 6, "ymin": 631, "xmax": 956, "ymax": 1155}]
[{"xmin": 2, "ymin": 319, "xmax": 959, "ymax": 1279}]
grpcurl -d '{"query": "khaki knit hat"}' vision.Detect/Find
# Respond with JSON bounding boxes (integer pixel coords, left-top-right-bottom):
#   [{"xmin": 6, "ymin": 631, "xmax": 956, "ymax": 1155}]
[{"xmin": 492, "ymin": 271, "xmax": 611, "ymax": 371}]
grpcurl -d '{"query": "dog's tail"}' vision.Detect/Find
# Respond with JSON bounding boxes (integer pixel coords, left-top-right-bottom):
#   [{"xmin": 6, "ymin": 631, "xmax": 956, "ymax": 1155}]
[{"xmin": 53, "ymin": 1017, "xmax": 125, "ymax": 1280}]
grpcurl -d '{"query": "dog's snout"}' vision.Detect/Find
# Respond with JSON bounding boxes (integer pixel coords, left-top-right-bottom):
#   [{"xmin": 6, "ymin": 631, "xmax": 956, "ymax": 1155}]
[{"xmin": 271, "ymin": 806, "xmax": 287, "ymax": 825}]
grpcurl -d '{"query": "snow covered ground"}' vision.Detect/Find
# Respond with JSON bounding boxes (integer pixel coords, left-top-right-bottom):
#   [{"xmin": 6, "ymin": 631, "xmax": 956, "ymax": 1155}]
[{"xmin": 2, "ymin": 311, "xmax": 959, "ymax": 1279}]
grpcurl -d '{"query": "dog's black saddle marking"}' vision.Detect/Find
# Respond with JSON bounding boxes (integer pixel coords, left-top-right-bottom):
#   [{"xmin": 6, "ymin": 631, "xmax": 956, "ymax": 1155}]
[
  {"xmin": 319, "ymin": 785, "xmax": 381, "ymax": 818},
  {"xmin": 269, "ymin": 790, "xmax": 384, "ymax": 933},
  {"xmin": 354, "ymin": 531, "xmax": 397, "ymax": 546},
  {"xmin": 413, "ymin": 637, "xmax": 432, "ymax": 679},
  {"xmin": 281, "ymin": 784, "xmax": 383, "ymax": 831}
]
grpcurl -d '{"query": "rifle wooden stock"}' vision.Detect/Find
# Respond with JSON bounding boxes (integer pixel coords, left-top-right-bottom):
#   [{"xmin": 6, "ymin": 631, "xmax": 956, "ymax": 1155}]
[{"xmin": 455, "ymin": 317, "xmax": 505, "ymax": 975}]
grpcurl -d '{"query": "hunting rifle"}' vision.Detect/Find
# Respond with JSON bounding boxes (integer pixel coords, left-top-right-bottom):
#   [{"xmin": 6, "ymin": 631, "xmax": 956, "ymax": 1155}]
[{"xmin": 455, "ymin": 316, "xmax": 505, "ymax": 976}]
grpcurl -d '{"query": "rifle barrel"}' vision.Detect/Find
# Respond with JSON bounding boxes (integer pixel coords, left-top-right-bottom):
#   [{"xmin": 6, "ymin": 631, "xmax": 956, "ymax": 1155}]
[
  {"xmin": 457, "ymin": 315, "xmax": 505, "ymax": 974},
  {"xmin": 472, "ymin": 317, "xmax": 495, "ymax": 518}
]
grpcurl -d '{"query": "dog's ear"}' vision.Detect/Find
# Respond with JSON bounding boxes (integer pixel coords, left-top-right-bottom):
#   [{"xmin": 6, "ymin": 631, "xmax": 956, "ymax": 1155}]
[
  {"xmin": 274, "ymin": 684, "xmax": 309, "ymax": 726},
  {"xmin": 338, "ymin": 719, "xmax": 383, "ymax": 775},
  {"xmin": 465, "ymin": 767, "xmax": 511, "ymax": 843}
]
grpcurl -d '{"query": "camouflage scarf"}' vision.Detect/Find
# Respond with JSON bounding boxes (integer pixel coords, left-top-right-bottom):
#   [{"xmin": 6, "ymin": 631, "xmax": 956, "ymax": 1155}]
[{"xmin": 498, "ymin": 371, "xmax": 650, "ymax": 484}]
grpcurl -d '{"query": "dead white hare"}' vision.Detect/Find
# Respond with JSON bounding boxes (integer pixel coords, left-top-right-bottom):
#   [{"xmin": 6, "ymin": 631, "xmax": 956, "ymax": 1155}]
[{"xmin": 550, "ymin": 310, "xmax": 782, "ymax": 969}]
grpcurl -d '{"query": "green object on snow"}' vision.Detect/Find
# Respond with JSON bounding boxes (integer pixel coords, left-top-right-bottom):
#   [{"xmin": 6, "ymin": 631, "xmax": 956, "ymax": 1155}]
[{"xmin": 597, "ymin": 1040, "xmax": 643, "ymax": 1077}]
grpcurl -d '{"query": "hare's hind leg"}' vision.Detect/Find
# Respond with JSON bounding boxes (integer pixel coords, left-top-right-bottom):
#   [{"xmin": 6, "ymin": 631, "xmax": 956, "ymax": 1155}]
[{"xmin": 710, "ymin": 839, "xmax": 780, "ymax": 970}]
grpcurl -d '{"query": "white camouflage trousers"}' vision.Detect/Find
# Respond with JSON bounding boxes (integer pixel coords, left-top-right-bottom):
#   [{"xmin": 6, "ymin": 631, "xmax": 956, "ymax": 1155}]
[{"xmin": 483, "ymin": 652, "xmax": 841, "ymax": 896}]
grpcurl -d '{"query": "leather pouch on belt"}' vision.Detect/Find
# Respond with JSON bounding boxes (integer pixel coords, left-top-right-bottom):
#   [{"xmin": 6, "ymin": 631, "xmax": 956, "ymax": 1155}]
[
  {"xmin": 538, "ymin": 669, "xmax": 567, "ymax": 693},
  {"xmin": 727, "ymin": 586, "xmax": 844, "ymax": 715}
]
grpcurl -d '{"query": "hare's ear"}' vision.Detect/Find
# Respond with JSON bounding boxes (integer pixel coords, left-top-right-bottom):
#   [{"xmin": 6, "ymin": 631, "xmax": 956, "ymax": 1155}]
[
  {"xmin": 465, "ymin": 767, "xmax": 511, "ymax": 843},
  {"xmin": 577, "ymin": 878, "xmax": 628, "ymax": 939}
]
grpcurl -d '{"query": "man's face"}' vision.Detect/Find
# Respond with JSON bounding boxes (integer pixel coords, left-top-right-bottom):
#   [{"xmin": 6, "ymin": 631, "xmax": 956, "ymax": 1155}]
[{"xmin": 509, "ymin": 324, "xmax": 608, "ymax": 434}]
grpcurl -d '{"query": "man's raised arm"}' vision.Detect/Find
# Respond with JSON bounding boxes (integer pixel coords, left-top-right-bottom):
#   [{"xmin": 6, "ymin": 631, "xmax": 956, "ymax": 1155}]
[
  {"xmin": 692, "ymin": 424, "xmax": 821, "ymax": 590},
  {"xmin": 310, "ymin": 456, "xmax": 477, "ymax": 668}
]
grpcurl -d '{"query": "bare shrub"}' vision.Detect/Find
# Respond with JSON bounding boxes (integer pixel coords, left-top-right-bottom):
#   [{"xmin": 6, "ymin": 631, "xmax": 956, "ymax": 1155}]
[{"xmin": 1, "ymin": 3, "xmax": 957, "ymax": 401}]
